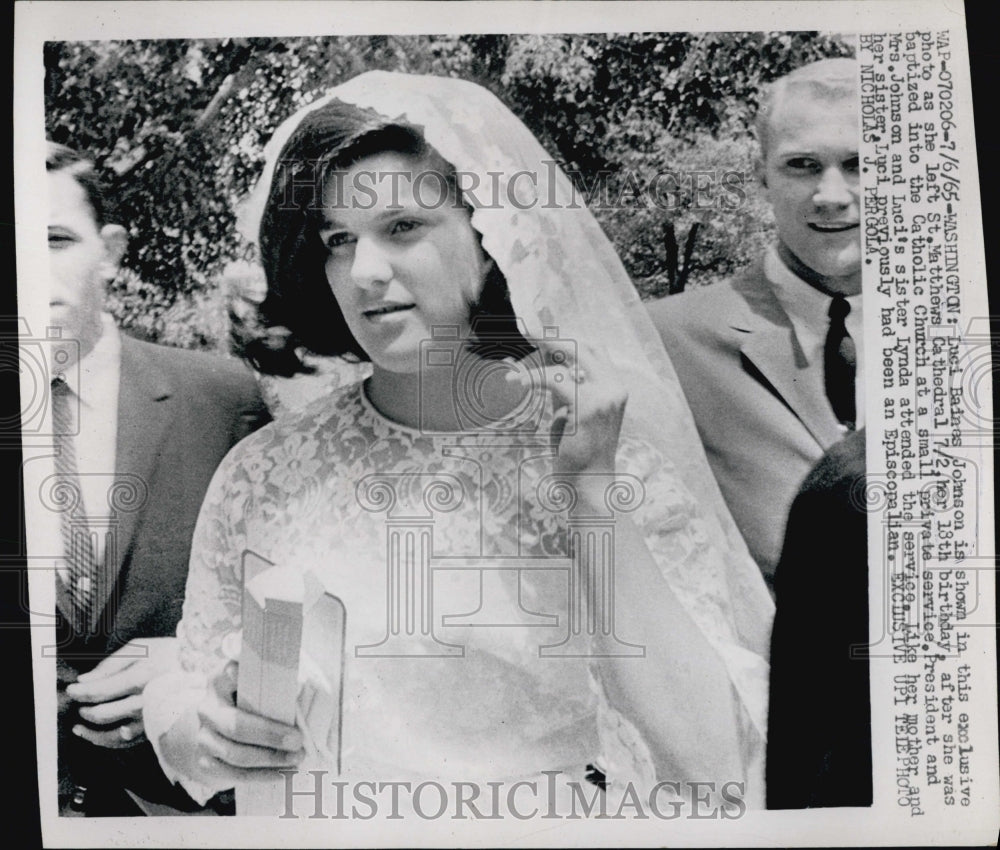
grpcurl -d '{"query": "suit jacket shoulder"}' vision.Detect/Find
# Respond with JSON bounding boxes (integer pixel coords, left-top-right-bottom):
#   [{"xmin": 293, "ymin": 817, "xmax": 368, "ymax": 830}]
[
  {"xmin": 119, "ymin": 335, "xmax": 270, "ymax": 440},
  {"xmin": 122, "ymin": 335, "xmax": 263, "ymax": 402},
  {"xmin": 646, "ymin": 260, "xmax": 790, "ymax": 355}
]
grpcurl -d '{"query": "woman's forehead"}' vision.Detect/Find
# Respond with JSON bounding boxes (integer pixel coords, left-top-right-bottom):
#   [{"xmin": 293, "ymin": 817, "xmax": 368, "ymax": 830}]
[{"xmin": 320, "ymin": 150, "xmax": 454, "ymax": 218}]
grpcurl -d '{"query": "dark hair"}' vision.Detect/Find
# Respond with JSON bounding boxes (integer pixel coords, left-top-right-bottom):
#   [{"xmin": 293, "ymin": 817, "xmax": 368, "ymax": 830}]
[
  {"xmin": 241, "ymin": 100, "xmax": 530, "ymax": 376},
  {"xmin": 46, "ymin": 142, "xmax": 112, "ymax": 225}
]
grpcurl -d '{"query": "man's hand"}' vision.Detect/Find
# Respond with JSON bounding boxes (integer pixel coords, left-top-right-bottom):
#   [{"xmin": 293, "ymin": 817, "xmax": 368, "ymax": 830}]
[{"xmin": 66, "ymin": 637, "xmax": 179, "ymax": 749}]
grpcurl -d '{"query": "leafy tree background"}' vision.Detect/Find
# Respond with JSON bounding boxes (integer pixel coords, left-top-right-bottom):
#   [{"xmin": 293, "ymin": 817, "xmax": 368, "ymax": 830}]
[{"xmin": 45, "ymin": 32, "xmax": 854, "ymax": 352}]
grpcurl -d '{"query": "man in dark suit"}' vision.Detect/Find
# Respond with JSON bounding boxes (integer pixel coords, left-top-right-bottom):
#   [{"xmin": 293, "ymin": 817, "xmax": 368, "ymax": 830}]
[
  {"xmin": 647, "ymin": 58, "xmax": 863, "ymax": 588},
  {"xmin": 46, "ymin": 143, "xmax": 268, "ymax": 815}
]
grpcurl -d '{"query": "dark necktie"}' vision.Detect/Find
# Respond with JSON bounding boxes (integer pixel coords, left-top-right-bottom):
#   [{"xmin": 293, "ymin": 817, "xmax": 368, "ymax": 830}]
[
  {"xmin": 825, "ymin": 295, "xmax": 856, "ymax": 430},
  {"xmin": 51, "ymin": 376, "xmax": 95, "ymax": 632}
]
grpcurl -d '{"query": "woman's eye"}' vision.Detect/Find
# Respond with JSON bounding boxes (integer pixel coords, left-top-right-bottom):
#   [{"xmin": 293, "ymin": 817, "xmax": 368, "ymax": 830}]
[
  {"xmin": 325, "ymin": 233, "xmax": 355, "ymax": 251},
  {"xmin": 391, "ymin": 220, "xmax": 422, "ymax": 236},
  {"xmin": 844, "ymin": 156, "xmax": 860, "ymax": 173}
]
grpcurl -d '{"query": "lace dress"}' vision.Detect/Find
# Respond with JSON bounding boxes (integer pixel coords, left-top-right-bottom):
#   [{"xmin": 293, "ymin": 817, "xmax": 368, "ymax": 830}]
[{"xmin": 149, "ymin": 380, "xmax": 767, "ymax": 803}]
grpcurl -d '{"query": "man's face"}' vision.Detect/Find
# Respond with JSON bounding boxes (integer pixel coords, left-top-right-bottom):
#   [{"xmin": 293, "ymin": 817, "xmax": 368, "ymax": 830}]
[
  {"xmin": 760, "ymin": 90, "xmax": 861, "ymax": 295},
  {"xmin": 47, "ymin": 170, "xmax": 124, "ymax": 367}
]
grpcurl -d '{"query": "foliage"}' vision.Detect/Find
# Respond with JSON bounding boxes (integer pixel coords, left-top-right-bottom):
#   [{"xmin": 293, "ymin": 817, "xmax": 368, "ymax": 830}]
[
  {"xmin": 104, "ymin": 266, "xmax": 231, "ymax": 351},
  {"xmin": 592, "ymin": 127, "xmax": 777, "ymax": 298},
  {"xmin": 44, "ymin": 32, "xmax": 854, "ymax": 348}
]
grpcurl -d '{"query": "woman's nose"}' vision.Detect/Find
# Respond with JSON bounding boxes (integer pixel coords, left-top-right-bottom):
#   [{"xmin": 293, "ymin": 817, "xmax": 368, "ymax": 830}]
[
  {"xmin": 813, "ymin": 166, "xmax": 855, "ymax": 208},
  {"xmin": 350, "ymin": 236, "xmax": 392, "ymax": 290}
]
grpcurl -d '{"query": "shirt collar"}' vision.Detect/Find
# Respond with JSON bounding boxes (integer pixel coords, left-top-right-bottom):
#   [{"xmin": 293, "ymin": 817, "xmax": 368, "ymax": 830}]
[
  {"xmin": 764, "ymin": 245, "xmax": 863, "ymax": 361},
  {"xmin": 61, "ymin": 313, "xmax": 120, "ymax": 406}
]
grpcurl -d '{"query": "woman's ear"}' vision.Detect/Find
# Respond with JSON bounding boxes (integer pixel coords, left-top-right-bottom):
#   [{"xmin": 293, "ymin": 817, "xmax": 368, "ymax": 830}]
[{"xmin": 99, "ymin": 224, "xmax": 128, "ymax": 279}]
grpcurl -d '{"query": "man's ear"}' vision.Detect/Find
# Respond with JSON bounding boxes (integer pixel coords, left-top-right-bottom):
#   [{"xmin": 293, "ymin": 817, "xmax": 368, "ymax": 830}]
[{"xmin": 99, "ymin": 224, "xmax": 128, "ymax": 279}]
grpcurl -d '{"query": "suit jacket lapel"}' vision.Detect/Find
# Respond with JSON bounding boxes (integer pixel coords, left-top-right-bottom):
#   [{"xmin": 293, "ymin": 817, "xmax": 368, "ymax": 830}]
[
  {"xmin": 731, "ymin": 264, "xmax": 845, "ymax": 450},
  {"xmin": 88, "ymin": 335, "xmax": 175, "ymax": 633}
]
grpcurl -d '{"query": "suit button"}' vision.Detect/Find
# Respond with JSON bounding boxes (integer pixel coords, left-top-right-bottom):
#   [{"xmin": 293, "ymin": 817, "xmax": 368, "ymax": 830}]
[{"xmin": 70, "ymin": 784, "xmax": 87, "ymax": 812}]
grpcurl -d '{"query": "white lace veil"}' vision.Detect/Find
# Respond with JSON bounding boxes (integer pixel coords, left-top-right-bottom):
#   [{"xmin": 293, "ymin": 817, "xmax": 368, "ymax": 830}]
[{"xmin": 236, "ymin": 71, "xmax": 774, "ymax": 734}]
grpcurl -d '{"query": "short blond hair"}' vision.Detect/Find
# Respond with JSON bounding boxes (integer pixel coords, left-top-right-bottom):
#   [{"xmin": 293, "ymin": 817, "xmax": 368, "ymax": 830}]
[{"xmin": 755, "ymin": 58, "xmax": 858, "ymax": 159}]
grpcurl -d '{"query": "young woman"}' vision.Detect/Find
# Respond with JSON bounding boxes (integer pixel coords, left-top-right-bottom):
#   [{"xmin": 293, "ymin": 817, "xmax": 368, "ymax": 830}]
[{"xmin": 144, "ymin": 72, "xmax": 774, "ymax": 811}]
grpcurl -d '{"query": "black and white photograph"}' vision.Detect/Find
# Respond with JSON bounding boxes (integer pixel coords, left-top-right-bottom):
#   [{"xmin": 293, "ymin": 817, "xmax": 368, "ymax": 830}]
[{"xmin": 11, "ymin": 1, "xmax": 998, "ymax": 846}]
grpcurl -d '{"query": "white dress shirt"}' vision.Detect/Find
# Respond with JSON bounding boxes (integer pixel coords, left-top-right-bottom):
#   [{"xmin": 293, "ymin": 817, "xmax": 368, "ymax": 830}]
[
  {"xmin": 53, "ymin": 312, "xmax": 121, "ymax": 569},
  {"xmin": 764, "ymin": 246, "xmax": 866, "ymax": 431}
]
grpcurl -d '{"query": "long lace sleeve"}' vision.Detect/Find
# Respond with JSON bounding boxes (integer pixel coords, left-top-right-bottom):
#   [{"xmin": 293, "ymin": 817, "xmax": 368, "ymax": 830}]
[
  {"xmin": 174, "ymin": 433, "xmax": 264, "ymax": 674},
  {"xmin": 594, "ymin": 430, "xmax": 773, "ymax": 807},
  {"xmin": 143, "ymin": 427, "xmax": 273, "ymax": 804}
]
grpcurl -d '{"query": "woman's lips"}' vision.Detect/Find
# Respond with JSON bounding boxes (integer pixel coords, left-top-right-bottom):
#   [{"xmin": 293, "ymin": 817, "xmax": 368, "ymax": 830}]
[
  {"xmin": 362, "ymin": 303, "xmax": 416, "ymax": 320},
  {"xmin": 808, "ymin": 222, "xmax": 860, "ymax": 233}
]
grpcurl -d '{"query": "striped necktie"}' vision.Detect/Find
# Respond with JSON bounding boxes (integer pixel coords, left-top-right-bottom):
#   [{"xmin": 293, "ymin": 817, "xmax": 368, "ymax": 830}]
[{"xmin": 51, "ymin": 376, "xmax": 95, "ymax": 632}]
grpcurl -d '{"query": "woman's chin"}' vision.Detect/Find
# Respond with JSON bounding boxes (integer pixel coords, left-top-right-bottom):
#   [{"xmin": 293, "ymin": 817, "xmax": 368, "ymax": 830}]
[
  {"xmin": 367, "ymin": 334, "xmax": 476, "ymax": 380},
  {"xmin": 368, "ymin": 354, "xmax": 423, "ymax": 378},
  {"xmin": 356, "ymin": 334, "xmax": 423, "ymax": 377}
]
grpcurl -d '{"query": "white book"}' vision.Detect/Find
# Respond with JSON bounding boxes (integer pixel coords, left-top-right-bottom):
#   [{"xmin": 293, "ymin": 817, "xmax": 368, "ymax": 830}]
[{"xmin": 236, "ymin": 552, "xmax": 345, "ymax": 815}]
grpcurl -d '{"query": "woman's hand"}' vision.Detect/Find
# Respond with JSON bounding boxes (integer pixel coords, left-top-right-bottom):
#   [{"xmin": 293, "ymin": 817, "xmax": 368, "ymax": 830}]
[
  {"xmin": 160, "ymin": 660, "xmax": 306, "ymax": 791},
  {"xmin": 196, "ymin": 660, "xmax": 306, "ymax": 783},
  {"xmin": 525, "ymin": 338, "xmax": 628, "ymax": 485}
]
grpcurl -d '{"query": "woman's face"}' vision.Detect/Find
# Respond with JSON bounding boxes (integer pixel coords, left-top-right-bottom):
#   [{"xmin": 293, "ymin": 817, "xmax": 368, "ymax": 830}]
[{"xmin": 319, "ymin": 151, "xmax": 492, "ymax": 374}]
